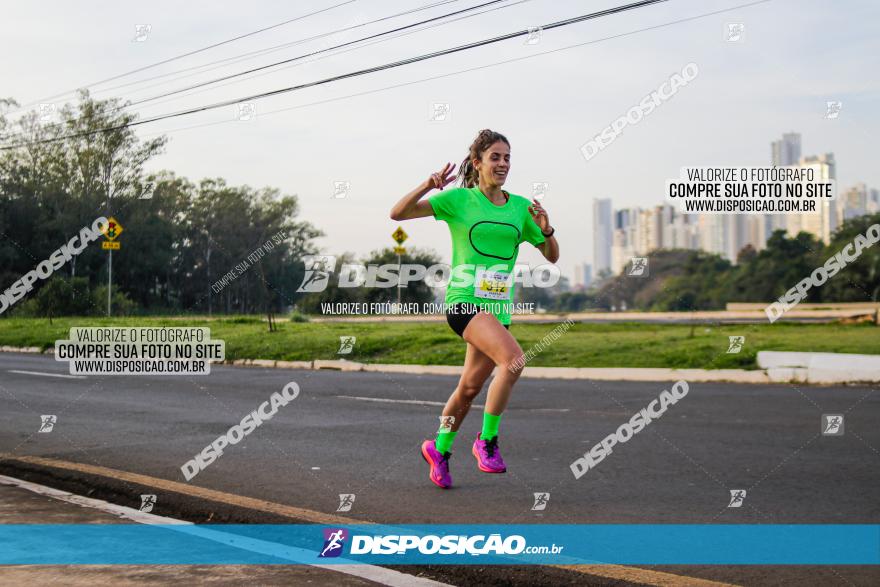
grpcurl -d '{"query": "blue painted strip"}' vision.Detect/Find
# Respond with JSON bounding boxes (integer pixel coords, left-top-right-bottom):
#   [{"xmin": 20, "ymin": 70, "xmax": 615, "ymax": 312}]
[{"xmin": 0, "ymin": 525, "xmax": 877, "ymax": 565}]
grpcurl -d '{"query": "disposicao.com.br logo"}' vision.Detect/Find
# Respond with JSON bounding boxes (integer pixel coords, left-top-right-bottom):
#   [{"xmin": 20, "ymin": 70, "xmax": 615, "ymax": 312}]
[{"xmin": 318, "ymin": 528, "xmax": 563, "ymax": 558}]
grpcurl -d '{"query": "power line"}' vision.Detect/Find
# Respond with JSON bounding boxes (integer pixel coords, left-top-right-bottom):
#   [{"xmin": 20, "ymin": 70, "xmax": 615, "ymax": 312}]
[
  {"xmin": 129, "ymin": 0, "xmax": 533, "ymax": 116},
  {"xmin": 1, "ymin": 1, "xmax": 522, "ymax": 145},
  {"xmin": 135, "ymin": 0, "xmax": 772, "ymax": 143},
  {"xmin": 49, "ymin": 0, "xmax": 465, "ymax": 107},
  {"xmin": 10, "ymin": 0, "xmax": 360, "ymax": 113},
  {"xmin": 125, "ymin": 0, "xmax": 510, "ymax": 109},
  {"xmin": 0, "ymin": 0, "xmax": 669, "ymax": 150},
  {"xmin": 8, "ymin": 0, "xmax": 508, "ymax": 130}
]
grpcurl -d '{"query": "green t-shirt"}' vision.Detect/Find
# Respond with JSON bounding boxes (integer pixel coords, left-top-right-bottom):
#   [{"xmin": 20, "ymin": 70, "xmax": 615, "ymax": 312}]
[{"xmin": 429, "ymin": 186, "xmax": 546, "ymax": 325}]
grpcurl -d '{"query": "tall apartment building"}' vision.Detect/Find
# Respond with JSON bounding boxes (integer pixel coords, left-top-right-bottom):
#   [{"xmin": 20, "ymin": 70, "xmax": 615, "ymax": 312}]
[
  {"xmin": 839, "ymin": 183, "xmax": 872, "ymax": 221},
  {"xmin": 592, "ymin": 198, "xmax": 613, "ymax": 275},
  {"xmin": 786, "ymin": 153, "xmax": 838, "ymax": 243},
  {"xmin": 767, "ymin": 132, "xmax": 802, "ymax": 239},
  {"xmin": 573, "ymin": 263, "xmax": 593, "ymax": 289},
  {"xmin": 771, "ymin": 132, "xmax": 801, "ymax": 166}
]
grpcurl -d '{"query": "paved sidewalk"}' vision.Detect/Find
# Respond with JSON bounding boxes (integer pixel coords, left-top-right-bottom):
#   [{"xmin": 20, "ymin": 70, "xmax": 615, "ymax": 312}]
[{"xmin": 0, "ymin": 479, "xmax": 393, "ymax": 586}]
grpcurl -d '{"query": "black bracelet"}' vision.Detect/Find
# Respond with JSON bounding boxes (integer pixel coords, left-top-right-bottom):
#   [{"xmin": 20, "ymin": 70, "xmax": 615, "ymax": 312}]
[{"xmin": 541, "ymin": 227, "xmax": 555, "ymax": 238}]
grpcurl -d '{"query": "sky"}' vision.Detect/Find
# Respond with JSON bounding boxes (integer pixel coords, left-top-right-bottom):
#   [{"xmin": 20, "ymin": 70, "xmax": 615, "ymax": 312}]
[{"xmin": 2, "ymin": 0, "xmax": 878, "ymax": 283}]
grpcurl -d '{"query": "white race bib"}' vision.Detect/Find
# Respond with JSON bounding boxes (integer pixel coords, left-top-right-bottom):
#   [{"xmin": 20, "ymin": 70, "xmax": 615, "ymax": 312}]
[{"xmin": 474, "ymin": 269, "xmax": 512, "ymax": 300}]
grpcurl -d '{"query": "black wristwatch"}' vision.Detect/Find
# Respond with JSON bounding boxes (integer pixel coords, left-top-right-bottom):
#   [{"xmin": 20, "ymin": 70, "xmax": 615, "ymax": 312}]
[{"xmin": 541, "ymin": 226, "xmax": 555, "ymax": 238}]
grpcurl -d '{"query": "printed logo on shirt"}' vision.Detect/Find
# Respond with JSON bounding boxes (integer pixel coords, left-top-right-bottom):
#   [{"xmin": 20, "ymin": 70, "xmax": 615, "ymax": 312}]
[{"xmin": 468, "ymin": 221, "xmax": 521, "ymax": 260}]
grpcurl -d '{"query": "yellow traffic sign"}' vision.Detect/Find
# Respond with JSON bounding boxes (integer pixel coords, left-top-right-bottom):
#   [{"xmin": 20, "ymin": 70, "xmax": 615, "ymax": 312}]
[
  {"xmin": 391, "ymin": 227, "xmax": 408, "ymax": 244},
  {"xmin": 393, "ymin": 246, "xmax": 406, "ymax": 255},
  {"xmin": 102, "ymin": 217, "xmax": 124, "ymax": 241},
  {"xmin": 102, "ymin": 241, "xmax": 121, "ymax": 250}
]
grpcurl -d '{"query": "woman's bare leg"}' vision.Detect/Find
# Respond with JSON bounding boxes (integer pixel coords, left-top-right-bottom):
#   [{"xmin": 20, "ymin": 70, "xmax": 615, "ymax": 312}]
[
  {"xmin": 440, "ymin": 342, "xmax": 495, "ymax": 431},
  {"xmin": 462, "ymin": 313, "xmax": 526, "ymax": 415}
]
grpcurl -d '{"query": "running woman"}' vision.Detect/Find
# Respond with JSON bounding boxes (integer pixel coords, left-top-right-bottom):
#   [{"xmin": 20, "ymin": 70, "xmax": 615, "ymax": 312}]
[{"xmin": 389, "ymin": 129, "xmax": 559, "ymax": 488}]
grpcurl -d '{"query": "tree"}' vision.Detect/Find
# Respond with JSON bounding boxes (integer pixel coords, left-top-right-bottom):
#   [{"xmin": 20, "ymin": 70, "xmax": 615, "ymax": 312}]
[
  {"xmin": 727, "ymin": 230, "xmax": 823, "ymax": 302},
  {"xmin": 0, "ymin": 92, "xmax": 323, "ymax": 317},
  {"xmin": 361, "ymin": 247, "xmax": 443, "ymax": 306},
  {"xmin": 819, "ymin": 213, "xmax": 880, "ymax": 302}
]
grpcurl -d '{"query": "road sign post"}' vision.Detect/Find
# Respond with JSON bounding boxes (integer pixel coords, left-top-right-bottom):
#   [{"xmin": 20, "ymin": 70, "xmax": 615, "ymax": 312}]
[
  {"xmin": 101, "ymin": 217, "xmax": 124, "ymax": 316},
  {"xmin": 391, "ymin": 228, "xmax": 408, "ymax": 308}
]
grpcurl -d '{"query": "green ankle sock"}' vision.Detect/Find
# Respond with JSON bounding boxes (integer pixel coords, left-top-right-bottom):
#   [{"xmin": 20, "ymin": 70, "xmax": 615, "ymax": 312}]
[
  {"xmin": 435, "ymin": 430, "xmax": 457, "ymax": 454},
  {"xmin": 481, "ymin": 412, "xmax": 501, "ymax": 441}
]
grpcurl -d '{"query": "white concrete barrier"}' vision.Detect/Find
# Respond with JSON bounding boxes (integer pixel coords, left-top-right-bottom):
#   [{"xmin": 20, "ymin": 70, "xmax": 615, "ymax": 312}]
[
  {"xmin": 757, "ymin": 351, "xmax": 815, "ymax": 369},
  {"xmin": 758, "ymin": 351, "xmax": 880, "ymax": 383}
]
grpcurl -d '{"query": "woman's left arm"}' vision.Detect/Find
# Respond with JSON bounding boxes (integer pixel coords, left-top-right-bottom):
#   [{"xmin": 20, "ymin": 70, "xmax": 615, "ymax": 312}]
[{"xmin": 528, "ymin": 199, "xmax": 559, "ymax": 263}]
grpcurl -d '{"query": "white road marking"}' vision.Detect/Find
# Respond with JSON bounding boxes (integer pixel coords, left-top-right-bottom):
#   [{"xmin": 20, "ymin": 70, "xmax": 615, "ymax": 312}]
[
  {"xmin": 0, "ymin": 474, "xmax": 451, "ymax": 587},
  {"xmin": 8, "ymin": 369, "xmax": 85, "ymax": 380},
  {"xmin": 336, "ymin": 395, "xmax": 569, "ymax": 412},
  {"xmin": 337, "ymin": 395, "xmax": 457, "ymax": 408},
  {"xmin": 529, "ymin": 408, "xmax": 570, "ymax": 412}
]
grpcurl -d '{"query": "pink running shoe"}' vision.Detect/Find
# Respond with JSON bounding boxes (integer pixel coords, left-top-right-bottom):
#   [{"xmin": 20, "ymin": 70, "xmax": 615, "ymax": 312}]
[
  {"xmin": 472, "ymin": 433, "xmax": 507, "ymax": 473},
  {"xmin": 420, "ymin": 440, "xmax": 452, "ymax": 489}
]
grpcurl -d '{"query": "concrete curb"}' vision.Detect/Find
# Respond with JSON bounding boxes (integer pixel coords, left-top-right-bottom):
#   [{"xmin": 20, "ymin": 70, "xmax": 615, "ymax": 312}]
[
  {"xmin": 227, "ymin": 360, "xmax": 775, "ymax": 382},
  {"xmin": 1, "ymin": 346, "xmax": 874, "ymax": 384},
  {"xmin": 0, "ymin": 345, "xmax": 42, "ymax": 353}
]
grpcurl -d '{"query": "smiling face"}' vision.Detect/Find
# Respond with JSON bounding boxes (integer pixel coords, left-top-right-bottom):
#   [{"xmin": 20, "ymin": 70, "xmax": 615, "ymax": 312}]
[{"xmin": 474, "ymin": 140, "xmax": 510, "ymax": 188}]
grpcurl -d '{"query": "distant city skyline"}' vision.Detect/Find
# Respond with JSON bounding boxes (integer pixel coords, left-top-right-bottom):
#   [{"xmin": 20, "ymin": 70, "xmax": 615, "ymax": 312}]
[{"xmin": 583, "ymin": 131, "xmax": 879, "ymax": 280}]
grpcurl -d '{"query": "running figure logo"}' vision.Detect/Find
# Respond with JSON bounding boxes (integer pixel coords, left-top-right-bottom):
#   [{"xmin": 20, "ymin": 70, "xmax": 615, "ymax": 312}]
[
  {"xmin": 336, "ymin": 494, "xmax": 356, "ymax": 513},
  {"xmin": 727, "ymin": 489, "xmax": 747, "ymax": 508},
  {"xmin": 821, "ymin": 414, "xmax": 844, "ymax": 436},
  {"xmin": 727, "ymin": 336, "xmax": 745, "ymax": 354},
  {"xmin": 532, "ymin": 182, "xmax": 549, "ymax": 200},
  {"xmin": 532, "ymin": 492, "xmax": 550, "ymax": 511},
  {"xmin": 140, "ymin": 494, "xmax": 157, "ymax": 513},
  {"xmin": 725, "ymin": 23, "xmax": 744, "ymax": 42},
  {"xmin": 525, "ymin": 26, "xmax": 543, "ymax": 45},
  {"xmin": 333, "ymin": 181, "xmax": 351, "ymax": 199},
  {"xmin": 38, "ymin": 103, "xmax": 57, "ymax": 123},
  {"xmin": 429, "ymin": 102, "xmax": 451, "ymax": 122},
  {"xmin": 628, "ymin": 257, "xmax": 648, "ymax": 277},
  {"xmin": 824, "ymin": 101, "xmax": 842, "ymax": 120},
  {"xmin": 438, "ymin": 416, "xmax": 455, "ymax": 433},
  {"xmin": 319, "ymin": 528, "xmax": 349, "ymax": 558},
  {"xmin": 139, "ymin": 181, "xmax": 155, "ymax": 200},
  {"xmin": 236, "ymin": 102, "xmax": 256, "ymax": 121},
  {"xmin": 337, "ymin": 336, "xmax": 356, "ymax": 355},
  {"xmin": 132, "ymin": 24, "xmax": 152, "ymax": 42},
  {"xmin": 38, "ymin": 415, "xmax": 56, "ymax": 433},
  {"xmin": 298, "ymin": 255, "xmax": 336, "ymax": 293}
]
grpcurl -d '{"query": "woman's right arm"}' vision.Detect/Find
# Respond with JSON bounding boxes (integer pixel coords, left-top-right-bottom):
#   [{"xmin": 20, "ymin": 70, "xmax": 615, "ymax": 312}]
[{"xmin": 389, "ymin": 162, "xmax": 455, "ymax": 221}]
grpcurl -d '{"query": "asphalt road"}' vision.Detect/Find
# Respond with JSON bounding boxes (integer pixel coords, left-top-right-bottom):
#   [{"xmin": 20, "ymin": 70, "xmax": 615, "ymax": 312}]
[{"xmin": 1, "ymin": 352, "xmax": 878, "ymax": 586}]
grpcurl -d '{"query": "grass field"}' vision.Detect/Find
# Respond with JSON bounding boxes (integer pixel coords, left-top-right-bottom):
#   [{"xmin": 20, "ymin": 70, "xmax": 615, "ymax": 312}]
[{"xmin": 1, "ymin": 316, "xmax": 878, "ymax": 369}]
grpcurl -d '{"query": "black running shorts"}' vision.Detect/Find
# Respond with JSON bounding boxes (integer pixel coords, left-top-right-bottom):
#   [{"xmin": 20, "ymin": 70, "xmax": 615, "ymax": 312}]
[{"xmin": 446, "ymin": 302, "xmax": 510, "ymax": 338}]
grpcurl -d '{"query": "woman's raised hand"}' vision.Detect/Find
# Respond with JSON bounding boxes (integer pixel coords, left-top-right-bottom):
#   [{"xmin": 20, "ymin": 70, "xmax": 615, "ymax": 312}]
[
  {"xmin": 427, "ymin": 162, "xmax": 456, "ymax": 190},
  {"xmin": 528, "ymin": 199, "xmax": 551, "ymax": 232}
]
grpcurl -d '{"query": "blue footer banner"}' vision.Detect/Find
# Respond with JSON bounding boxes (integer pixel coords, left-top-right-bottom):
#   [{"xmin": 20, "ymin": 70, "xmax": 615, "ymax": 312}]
[{"xmin": 1, "ymin": 524, "xmax": 878, "ymax": 565}]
